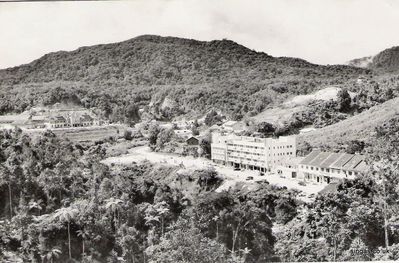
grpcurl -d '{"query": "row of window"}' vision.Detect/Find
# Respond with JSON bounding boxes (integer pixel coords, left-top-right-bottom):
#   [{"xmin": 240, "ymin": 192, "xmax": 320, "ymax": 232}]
[
  {"xmin": 269, "ymin": 145, "xmax": 294, "ymax": 150},
  {"xmin": 227, "ymin": 144, "xmax": 265, "ymax": 150},
  {"xmin": 228, "ymin": 154, "xmax": 265, "ymax": 159},
  {"xmin": 228, "ymin": 150, "xmax": 264, "ymax": 156},
  {"xmin": 301, "ymin": 165, "xmax": 358, "ymax": 176},
  {"xmin": 273, "ymin": 152, "xmax": 294, "ymax": 156}
]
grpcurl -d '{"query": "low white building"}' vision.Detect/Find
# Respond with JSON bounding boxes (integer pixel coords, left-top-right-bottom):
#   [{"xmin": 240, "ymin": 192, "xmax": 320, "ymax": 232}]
[
  {"xmin": 174, "ymin": 129, "xmax": 193, "ymax": 139},
  {"xmin": 297, "ymin": 150, "xmax": 368, "ymax": 184},
  {"xmin": 211, "ymin": 132, "xmax": 297, "ymax": 172}
]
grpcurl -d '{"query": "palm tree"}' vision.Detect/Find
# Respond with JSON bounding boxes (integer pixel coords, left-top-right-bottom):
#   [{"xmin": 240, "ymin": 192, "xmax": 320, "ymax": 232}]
[
  {"xmin": 105, "ymin": 198, "xmax": 123, "ymax": 229},
  {"xmin": 239, "ymin": 247, "xmax": 251, "ymax": 263},
  {"xmin": 28, "ymin": 199, "xmax": 43, "ymax": 216},
  {"xmin": 212, "ymin": 215, "xmax": 220, "ymax": 240},
  {"xmin": 76, "ymin": 229, "xmax": 89, "ymax": 256},
  {"xmin": 53, "ymin": 207, "xmax": 78, "ymax": 260},
  {"xmin": 156, "ymin": 204, "xmax": 170, "ymax": 237},
  {"xmin": 46, "ymin": 247, "xmax": 61, "ymax": 263}
]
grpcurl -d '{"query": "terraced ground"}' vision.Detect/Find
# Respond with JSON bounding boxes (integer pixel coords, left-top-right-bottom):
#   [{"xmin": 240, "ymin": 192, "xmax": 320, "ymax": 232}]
[
  {"xmin": 22, "ymin": 125, "xmax": 126, "ymax": 142},
  {"xmin": 51, "ymin": 125, "xmax": 125, "ymax": 142}
]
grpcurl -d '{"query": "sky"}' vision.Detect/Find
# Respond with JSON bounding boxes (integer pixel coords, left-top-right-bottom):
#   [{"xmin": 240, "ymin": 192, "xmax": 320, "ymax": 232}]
[{"xmin": 1, "ymin": 0, "xmax": 399, "ymax": 69}]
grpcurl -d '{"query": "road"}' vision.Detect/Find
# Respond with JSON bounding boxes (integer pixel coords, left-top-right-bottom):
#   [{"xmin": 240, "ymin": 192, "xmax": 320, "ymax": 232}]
[{"xmin": 102, "ymin": 146, "xmax": 325, "ymax": 196}]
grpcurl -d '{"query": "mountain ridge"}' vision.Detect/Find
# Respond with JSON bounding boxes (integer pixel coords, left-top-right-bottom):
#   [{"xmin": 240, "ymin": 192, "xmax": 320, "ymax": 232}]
[
  {"xmin": 347, "ymin": 45, "xmax": 399, "ymax": 73},
  {"xmin": 0, "ymin": 34, "xmax": 372, "ymax": 121}
]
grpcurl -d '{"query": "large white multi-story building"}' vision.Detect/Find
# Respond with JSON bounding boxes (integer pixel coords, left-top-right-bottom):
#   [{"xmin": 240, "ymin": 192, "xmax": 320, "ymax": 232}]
[{"xmin": 211, "ymin": 132, "xmax": 297, "ymax": 172}]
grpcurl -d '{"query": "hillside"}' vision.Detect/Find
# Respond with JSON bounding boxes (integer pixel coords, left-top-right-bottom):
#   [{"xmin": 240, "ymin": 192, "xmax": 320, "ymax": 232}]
[
  {"xmin": 347, "ymin": 56, "xmax": 373, "ymax": 68},
  {"xmin": 348, "ymin": 46, "xmax": 399, "ymax": 73},
  {"xmin": 251, "ymin": 86, "xmax": 352, "ymax": 125},
  {"xmin": 369, "ymin": 46, "xmax": 399, "ymax": 72},
  {"xmin": 298, "ymin": 96, "xmax": 399, "ymax": 149},
  {"xmin": 0, "ymin": 35, "xmax": 368, "ymax": 121}
]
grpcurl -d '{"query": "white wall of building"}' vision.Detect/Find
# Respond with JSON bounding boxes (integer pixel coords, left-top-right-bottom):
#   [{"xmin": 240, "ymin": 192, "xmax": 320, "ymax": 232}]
[{"xmin": 211, "ymin": 132, "xmax": 297, "ymax": 171}]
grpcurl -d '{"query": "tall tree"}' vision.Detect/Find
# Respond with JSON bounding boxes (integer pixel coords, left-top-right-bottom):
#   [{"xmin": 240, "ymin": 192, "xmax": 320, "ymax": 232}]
[{"xmin": 53, "ymin": 207, "xmax": 78, "ymax": 260}]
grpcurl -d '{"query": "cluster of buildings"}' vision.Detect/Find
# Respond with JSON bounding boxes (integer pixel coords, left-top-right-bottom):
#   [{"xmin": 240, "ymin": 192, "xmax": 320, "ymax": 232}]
[
  {"xmin": 45, "ymin": 110, "xmax": 103, "ymax": 129},
  {"xmin": 18, "ymin": 108, "xmax": 105, "ymax": 129},
  {"xmin": 211, "ymin": 132, "xmax": 368, "ymax": 185}
]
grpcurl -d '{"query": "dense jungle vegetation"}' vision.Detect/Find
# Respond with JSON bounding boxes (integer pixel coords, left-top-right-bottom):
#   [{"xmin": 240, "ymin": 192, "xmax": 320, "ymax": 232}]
[
  {"xmin": 0, "ymin": 35, "xmax": 369, "ymax": 122},
  {"xmin": 1, "ymin": 117, "xmax": 399, "ymax": 262}
]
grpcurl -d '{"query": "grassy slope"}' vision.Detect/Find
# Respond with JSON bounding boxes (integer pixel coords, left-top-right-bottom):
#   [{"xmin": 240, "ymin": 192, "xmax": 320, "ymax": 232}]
[
  {"xmin": 298, "ymin": 97, "xmax": 399, "ymax": 148},
  {"xmin": 251, "ymin": 86, "xmax": 345, "ymax": 125}
]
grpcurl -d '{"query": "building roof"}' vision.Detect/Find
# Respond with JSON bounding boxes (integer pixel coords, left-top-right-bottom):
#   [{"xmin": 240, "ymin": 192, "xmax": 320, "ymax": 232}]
[
  {"xmin": 299, "ymin": 150, "xmax": 321, "ymax": 165},
  {"xmin": 331, "ymin": 153, "xmax": 354, "ymax": 169},
  {"xmin": 342, "ymin": 154, "xmax": 364, "ymax": 170},
  {"xmin": 186, "ymin": 136, "xmax": 199, "ymax": 142},
  {"xmin": 80, "ymin": 114, "xmax": 93, "ymax": 122},
  {"xmin": 300, "ymin": 150, "xmax": 368, "ymax": 172},
  {"xmin": 319, "ymin": 152, "xmax": 341, "ymax": 168},
  {"xmin": 31, "ymin": 115, "xmax": 46, "ymax": 121},
  {"xmin": 308, "ymin": 152, "xmax": 331, "ymax": 167},
  {"xmin": 50, "ymin": 115, "xmax": 66, "ymax": 122}
]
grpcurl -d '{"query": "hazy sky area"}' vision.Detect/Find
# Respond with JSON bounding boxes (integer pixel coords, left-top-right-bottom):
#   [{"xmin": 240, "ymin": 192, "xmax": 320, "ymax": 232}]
[{"xmin": 1, "ymin": 0, "xmax": 399, "ymax": 69}]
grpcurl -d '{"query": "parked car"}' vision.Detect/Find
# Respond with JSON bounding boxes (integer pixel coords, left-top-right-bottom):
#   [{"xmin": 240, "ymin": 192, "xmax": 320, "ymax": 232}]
[
  {"xmin": 234, "ymin": 167, "xmax": 241, "ymax": 171},
  {"xmin": 246, "ymin": 176, "xmax": 254, "ymax": 180},
  {"xmin": 298, "ymin": 181, "xmax": 306, "ymax": 186},
  {"xmin": 259, "ymin": 172, "xmax": 265, "ymax": 176}
]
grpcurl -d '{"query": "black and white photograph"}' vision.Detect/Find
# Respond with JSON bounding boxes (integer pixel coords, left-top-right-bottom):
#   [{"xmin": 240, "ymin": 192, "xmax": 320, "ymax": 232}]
[{"xmin": 1, "ymin": 0, "xmax": 399, "ymax": 262}]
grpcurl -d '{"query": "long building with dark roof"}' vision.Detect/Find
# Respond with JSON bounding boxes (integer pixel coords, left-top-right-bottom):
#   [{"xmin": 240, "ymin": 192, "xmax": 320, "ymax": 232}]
[{"xmin": 298, "ymin": 150, "xmax": 368, "ymax": 184}]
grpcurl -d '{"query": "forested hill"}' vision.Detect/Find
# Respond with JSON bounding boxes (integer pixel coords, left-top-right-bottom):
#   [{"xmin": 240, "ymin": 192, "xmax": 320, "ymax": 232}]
[
  {"xmin": 0, "ymin": 35, "xmax": 369, "ymax": 120},
  {"xmin": 348, "ymin": 46, "xmax": 399, "ymax": 73},
  {"xmin": 369, "ymin": 46, "xmax": 399, "ymax": 73}
]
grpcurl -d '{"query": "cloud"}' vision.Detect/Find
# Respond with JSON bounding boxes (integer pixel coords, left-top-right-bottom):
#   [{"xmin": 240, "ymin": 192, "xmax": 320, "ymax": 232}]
[{"xmin": 1, "ymin": 0, "xmax": 399, "ymax": 69}]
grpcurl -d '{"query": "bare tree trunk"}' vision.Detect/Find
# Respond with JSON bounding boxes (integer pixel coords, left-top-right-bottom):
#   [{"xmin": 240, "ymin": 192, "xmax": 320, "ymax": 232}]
[
  {"xmin": 382, "ymin": 181, "xmax": 389, "ymax": 248},
  {"xmin": 68, "ymin": 222, "xmax": 72, "ymax": 259},
  {"xmin": 216, "ymin": 223, "xmax": 219, "ymax": 241},
  {"xmin": 232, "ymin": 222, "xmax": 241, "ymax": 254},
  {"xmin": 82, "ymin": 239, "xmax": 85, "ymax": 255},
  {"xmin": 333, "ymin": 236, "xmax": 337, "ymax": 261},
  {"xmin": 8, "ymin": 183, "xmax": 12, "ymax": 220},
  {"xmin": 161, "ymin": 216, "xmax": 164, "ymax": 237}
]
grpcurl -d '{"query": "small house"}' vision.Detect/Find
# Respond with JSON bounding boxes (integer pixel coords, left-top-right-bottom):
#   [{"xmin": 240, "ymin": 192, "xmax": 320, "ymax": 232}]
[
  {"xmin": 174, "ymin": 129, "xmax": 193, "ymax": 139},
  {"xmin": 186, "ymin": 136, "xmax": 199, "ymax": 146}
]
